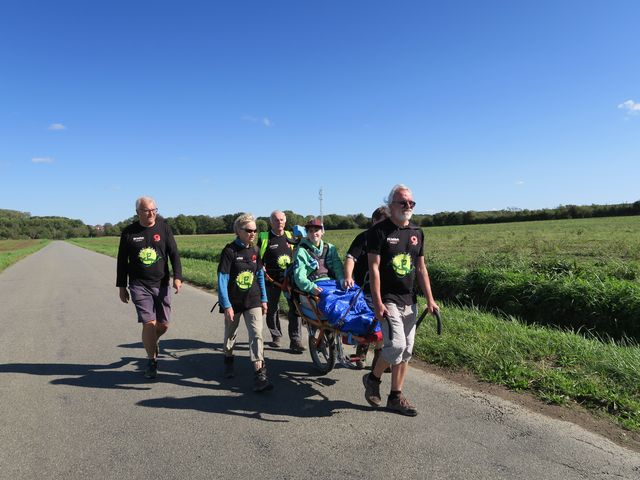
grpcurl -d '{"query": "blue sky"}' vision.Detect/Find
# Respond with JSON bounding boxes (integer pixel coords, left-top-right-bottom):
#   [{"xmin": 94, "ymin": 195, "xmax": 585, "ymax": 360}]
[{"xmin": 1, "ymin": 1, "xmax": 638, "ymax": 225}]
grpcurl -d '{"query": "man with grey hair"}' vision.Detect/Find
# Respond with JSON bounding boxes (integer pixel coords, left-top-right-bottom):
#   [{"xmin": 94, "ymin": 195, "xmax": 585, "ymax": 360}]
[
  {"xmin": 117, "ymin": 196, "xmax": 183, "ymax": 379},
  {"xmin": 257, "ymin": 210, "xmax": 305, "ymax": 352},
  {"xmin": 363, "ymin": 184, "xmax": 439, "ymax": 416}
]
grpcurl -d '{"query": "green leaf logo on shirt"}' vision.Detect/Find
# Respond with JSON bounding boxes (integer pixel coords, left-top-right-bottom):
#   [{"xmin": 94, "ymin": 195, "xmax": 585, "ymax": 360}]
[
  {"xmin": 277, "ymin": 254, "xmax": 291, "ymax": 270},
  {"xmin": 138, "ymin": 247, "xmax": 160, "ymax": 266},
  {"xmin": 236, "ymin": 270, "xmax": 255, "ymax": 290},
  {"xmin": 391, "ymin": 253, "xmax": 413, "ymax": 278}
]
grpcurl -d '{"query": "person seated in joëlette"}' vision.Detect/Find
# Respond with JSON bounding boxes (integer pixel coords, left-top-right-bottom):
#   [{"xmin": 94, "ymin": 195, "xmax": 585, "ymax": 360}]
[{"xmin": 291, "ymin": 218, "xmax": 348, "ymax": 298}]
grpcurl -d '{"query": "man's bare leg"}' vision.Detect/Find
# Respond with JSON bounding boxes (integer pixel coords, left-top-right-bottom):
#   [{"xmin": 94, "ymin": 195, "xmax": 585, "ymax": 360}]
[
  {"xmin": 142, "ymin": 321, "xmax": 158, "ymax": 359},
  {"xmin": 391, "ymin": 361, "xmax": 408, "ymax": 391}
]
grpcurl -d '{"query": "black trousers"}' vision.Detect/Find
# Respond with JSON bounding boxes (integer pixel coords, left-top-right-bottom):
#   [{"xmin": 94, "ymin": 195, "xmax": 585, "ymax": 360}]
[{"xmin": 265, "ymin": 281, "xmax": 301, "ymax": 341}]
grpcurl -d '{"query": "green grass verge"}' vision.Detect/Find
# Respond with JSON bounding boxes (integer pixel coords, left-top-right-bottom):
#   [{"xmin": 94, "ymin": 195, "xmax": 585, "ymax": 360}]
[
  {"xmin": 414, "ymin": 304, "xmax": 640, "ymax": 431},
  {"xmin": 430, "ymin": 264, "xmax": 640, "ymax": 341},
  {"xmin": 0, "ymin": 239, "xmax": 50, "ymax": 272}
]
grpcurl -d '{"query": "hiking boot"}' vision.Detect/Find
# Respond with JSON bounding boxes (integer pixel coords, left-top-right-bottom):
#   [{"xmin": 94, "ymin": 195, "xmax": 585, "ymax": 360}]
[
  {"xmin": 290, "ymin": 339, "xmax": 306, "ymax": 354},
  {"xmin": 270, "ymin": 336, "xmax": 282, "ymax": 348},
  {"xmin": 253, "ymin": 367, "xmax": 273, "ymax": 392},
  {"xmin": 223, "ymin": 356, "xmax": 234, "ymax": 379},
  {"xmin": 363, "ymin": 373, "xmax": 381, "ymax": 407},
  {"xmin": 387, "ymin": 394, "xmax": 418, "ymax": 417},
  {"xmin": 144, "ymin": 359, "xmax": 158, "ymax": 379}
]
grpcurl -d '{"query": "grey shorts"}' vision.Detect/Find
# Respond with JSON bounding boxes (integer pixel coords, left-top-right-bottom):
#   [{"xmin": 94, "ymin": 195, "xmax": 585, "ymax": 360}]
[
  {"xmin": 129, "ymin": 281, "xmax": 172, "ymax": 324},
  {"xmin": 380, "ymin": 302, "xmax": 417, "ymax": 365}
]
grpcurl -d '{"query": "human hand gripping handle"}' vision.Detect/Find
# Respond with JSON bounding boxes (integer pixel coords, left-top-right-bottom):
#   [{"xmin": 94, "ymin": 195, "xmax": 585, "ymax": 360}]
[
  {"xmin": 427, "ymin": 299, "xmax": 439, "ymax": 315},
  {"xmin": 374, "ymin": 302, "xmax": 389, "ymax": 323},
  {"xmin": 119, "ymin": 287, "xmax": 129, "ymax": 304}
]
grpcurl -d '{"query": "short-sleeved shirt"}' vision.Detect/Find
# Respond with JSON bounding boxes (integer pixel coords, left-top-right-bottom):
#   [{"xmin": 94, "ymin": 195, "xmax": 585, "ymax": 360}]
[
  {"xmin": 346, "ymin": 230, "xmax": 370, "ymax": 293},
  {"xmin": 257, "ymin": 231, "xmax": 293, "ymax": 283},
  {"xmin": 218, "ymin": 242, "xmax": 264, "ymax": 312},
  {"xmin": 116, "ymin": 219, "xmax": 182, "ymax": 289},
  {"xmin": 366, "ymin": 218, "xmax": 424, "ymax": 306}
]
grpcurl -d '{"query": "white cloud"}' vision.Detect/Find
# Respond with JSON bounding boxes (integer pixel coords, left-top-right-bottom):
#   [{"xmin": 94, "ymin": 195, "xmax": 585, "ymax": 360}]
[
  {"xmin": 617, "ymin": 99, "xmax": 640, "ymax": 115},
  {"xmin": 515, "ymin": 180, "xmax": 525, "ymax": 185},
  {"xmin": 48, "ymin": 123, "xmax": 67, "ymax": 130},
  {"xmin": 32, "ymin": 157, "xmax": 54, "ymax": 164},
  {"xmin": 242, "ymin": 115, "xmax": 274, "ymax": 127}
]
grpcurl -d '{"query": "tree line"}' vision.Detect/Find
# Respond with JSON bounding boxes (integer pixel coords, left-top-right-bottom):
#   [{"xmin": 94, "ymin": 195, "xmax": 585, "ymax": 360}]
[
  {"xmin": 416, "ymin": 201, "xmax": 640, "ymax": 227},
  {"xmin": 0, "ymin": 209, "xmax": 91, "ymax": 240},
  {"xmin": 1, "ymin": 201, "xmax": 639, "ymax": 239}
]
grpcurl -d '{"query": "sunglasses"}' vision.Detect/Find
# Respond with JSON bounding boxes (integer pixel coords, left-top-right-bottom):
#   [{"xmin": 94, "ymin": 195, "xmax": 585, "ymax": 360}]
[
  {"xmin": 137, "ymin": 208, "xmax": 158, "ymax": 214},
  {"xmin": 393, "ymin": 200, "xmax": 416, "ymax": 208},
  {"xmin": 243, "ymin": 228, "xmax": 258, "ymax": 233}
]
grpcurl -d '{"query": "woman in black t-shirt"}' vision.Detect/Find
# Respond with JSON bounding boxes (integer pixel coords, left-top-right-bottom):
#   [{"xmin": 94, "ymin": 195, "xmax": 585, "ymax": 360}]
[{"xmin": 217, "ymin": 213, "xmax": 271, "ymax": 392}]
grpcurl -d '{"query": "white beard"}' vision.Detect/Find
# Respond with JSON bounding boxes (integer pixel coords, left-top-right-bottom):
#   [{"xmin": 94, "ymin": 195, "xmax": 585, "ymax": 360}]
[{"xmin": 393, "ymin": 210, "xmax": 412, "ymax": 223}]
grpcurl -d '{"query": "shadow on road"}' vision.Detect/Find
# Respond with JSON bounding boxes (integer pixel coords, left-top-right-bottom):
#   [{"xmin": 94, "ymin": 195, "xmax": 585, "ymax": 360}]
[{"xmin": 0, "ymin": 338, "xmax": 371, "ymax": 420}]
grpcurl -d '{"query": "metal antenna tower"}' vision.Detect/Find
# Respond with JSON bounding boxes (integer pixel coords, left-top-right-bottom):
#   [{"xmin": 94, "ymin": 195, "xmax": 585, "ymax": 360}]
[{"xmin": 319, "ymin": 187, "xmax": 323, "ymax": 224}]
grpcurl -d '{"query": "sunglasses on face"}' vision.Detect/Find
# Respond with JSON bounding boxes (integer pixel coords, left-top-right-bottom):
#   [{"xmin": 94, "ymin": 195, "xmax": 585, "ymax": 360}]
[
  {"xmin": 243, "ymin": 228, "xmax": 257, "ymax": 233},
  {"xmin": 393, "ymin": 200, "xmax": 416, "ymax": 209}
]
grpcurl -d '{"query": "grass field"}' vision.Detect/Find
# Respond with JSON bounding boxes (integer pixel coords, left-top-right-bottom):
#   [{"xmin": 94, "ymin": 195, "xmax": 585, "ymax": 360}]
[
  {"xmin": 0, "ymin": 239, "xmax": 50, "ymax": 272},
  {"xmin": 71, "ymin": 217, "xmax": 640, "ymax": 338},
  {"xmin": 68, "ymin": 216, "xmax": 640, "ymax": 431},
  {"xmin": 68, "ymin": 216, "xmax": 640, "ymax": 283}
]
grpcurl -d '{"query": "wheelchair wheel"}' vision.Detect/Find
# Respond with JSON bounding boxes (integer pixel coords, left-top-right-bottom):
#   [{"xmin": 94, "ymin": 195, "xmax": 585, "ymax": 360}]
[{"xmin": 307, "ymin": 326, "xmax": 336, "ymax": 374}]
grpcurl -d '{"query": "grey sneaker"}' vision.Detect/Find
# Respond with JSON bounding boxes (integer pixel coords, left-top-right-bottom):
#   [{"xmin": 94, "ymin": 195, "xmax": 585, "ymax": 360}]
[
  {"xmin": 386, "ymin": 394, "xmax": 418, "ymax": 417},
  {"xmin": 223, "ymin": 356, "xmax": 234, "ymax": 379},
  {"xmin": 363, "ymin": 373, "xmax": 381, "ymax": 407},
  {"xmin": 270, "ymin": 336, "xmax": 282, "ymax": 348},
  {"xmin": 253, "ymin": 367, "xmax": 273, "ymax": 392},
  {"xmin": 144, "ymin": 359, "xmax": 158, "ymax": 379}
]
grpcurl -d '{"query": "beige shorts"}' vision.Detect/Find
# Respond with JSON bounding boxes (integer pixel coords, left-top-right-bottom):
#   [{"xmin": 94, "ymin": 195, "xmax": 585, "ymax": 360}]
[{"xmin": 380, "ymin": 302, "xmax": 417, "ymax": 365}]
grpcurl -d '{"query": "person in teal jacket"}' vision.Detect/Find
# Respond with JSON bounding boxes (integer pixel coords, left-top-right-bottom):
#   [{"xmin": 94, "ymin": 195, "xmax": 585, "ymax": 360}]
[{"xmin": 292, "ymin": 218, "xmax": 347, "ymax": 295}]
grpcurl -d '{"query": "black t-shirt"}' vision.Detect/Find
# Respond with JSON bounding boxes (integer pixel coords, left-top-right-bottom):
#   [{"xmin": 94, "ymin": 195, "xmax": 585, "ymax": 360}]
[
  {"xmin": 257, "ymin": 231, "xmax": 293, "ymax": 282},
  {"xmin": 346, "ymin": 230, "xmax": 370, "ymax": 293},
  {"xmin": 116, "ymin": 219, "xmax": 182, "ymax": 289},
  {"xmin": 366, "ymin": 218, "xmax": 424, "ymax": 306},
  {"xmin": 218, "ymin": 241, "xmax": 263, "ymax": 312}
]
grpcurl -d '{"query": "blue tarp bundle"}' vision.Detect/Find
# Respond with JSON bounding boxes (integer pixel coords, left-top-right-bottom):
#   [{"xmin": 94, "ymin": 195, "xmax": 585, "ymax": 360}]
[{"xmin": 315, "ymin": 279, "xmax": 380, "ymax": 336}]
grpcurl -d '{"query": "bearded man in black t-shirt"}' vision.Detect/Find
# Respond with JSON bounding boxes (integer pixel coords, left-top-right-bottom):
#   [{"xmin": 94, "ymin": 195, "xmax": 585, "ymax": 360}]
[
  {"xmin": 116, "ymin": 196, "xmax": 183, "ymax": 380},
  {"xmin": 362, "ymin": 184, "xmax": 439, "ymax": 416}
]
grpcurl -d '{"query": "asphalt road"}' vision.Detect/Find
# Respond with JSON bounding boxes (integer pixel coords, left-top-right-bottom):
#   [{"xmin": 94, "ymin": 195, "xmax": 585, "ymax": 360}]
[{"xmin": 1, "ymin": 241, "xmax": 639, "ymax": 479}]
